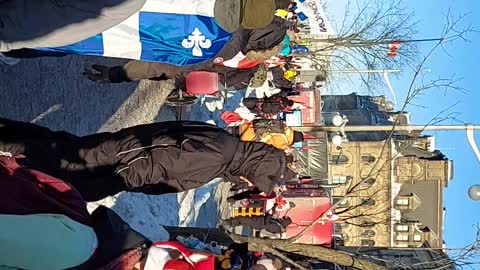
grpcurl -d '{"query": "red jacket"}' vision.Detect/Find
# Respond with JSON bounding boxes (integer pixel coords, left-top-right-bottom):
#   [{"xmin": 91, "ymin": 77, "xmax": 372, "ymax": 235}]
[{"xmin": 0, "ymin": 155, "xmax": 90, "ymax": 226}]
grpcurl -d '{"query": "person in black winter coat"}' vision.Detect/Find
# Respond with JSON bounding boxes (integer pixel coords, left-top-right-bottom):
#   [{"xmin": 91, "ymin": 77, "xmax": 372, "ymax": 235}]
[
  {"xmin": 0, "ymin": 118, "xmax": 292, "ymax": 201},
  {"xmin": 82, "ymin": 17, "xmax": 287, "ymax": 84}
]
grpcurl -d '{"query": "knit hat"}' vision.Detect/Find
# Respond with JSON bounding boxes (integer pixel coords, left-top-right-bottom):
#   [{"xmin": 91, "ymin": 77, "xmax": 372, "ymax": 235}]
[
  {"xmin": 241, "ymin": 0, "xmax": 275, "ymax": 29},
  {"xmin": 292, "ymin": 131, "xmax": 304, "ymax": 143}
]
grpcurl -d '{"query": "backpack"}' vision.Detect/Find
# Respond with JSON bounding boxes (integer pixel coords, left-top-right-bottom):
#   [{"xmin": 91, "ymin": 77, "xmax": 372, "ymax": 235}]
[
  {"xmin": 251, "ymin": 119, "xmax": 286, "ymax": 136},
  {"xmin": 249, "ymin": 65, "xmax": 268, "ymax": 88}
]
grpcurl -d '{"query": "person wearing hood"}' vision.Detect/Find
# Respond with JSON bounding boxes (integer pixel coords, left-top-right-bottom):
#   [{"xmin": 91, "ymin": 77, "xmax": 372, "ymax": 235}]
[
  {"xmin": 0, "ymin": 0, "xmax": 147, "ymax": 53},
  {"xmin": 0, "ymin": 118, "xmax": 292, "ymax": 201}
]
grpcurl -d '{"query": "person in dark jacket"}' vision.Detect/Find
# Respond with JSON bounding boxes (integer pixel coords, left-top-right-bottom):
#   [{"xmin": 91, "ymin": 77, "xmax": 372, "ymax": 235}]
[
  {"xmin": 83, "ymin": 16, "xmax": 288, "ymax": 84},
  {"xmin": 0, "ymin": 118, "xmax": 292, "ymax": 201},
  {"xmin": 0, "ymin": 0, "xmax": 146, "ymax": 52},
  {"xmin": 242, "ymin": 94, "xmax": 294, "ymax": 118},
  {"xmin": 223, "ymin": 216, "xmax": 292, "ymax": 234}
]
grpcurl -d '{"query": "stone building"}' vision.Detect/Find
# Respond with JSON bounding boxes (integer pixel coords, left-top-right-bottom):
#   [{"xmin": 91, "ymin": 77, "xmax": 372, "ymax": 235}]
[{"xmin": 319, "ymin": 93, "xmax": 453, "ymax": 249}]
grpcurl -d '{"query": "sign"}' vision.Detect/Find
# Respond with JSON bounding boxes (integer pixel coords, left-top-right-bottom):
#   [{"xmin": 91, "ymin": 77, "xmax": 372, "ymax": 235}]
[{"xmin": 294, "ymin": 0, "xmax": 335, "ymax": 36}]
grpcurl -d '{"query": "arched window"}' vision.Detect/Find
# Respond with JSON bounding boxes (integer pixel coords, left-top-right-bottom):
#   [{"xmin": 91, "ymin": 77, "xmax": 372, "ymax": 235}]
[
  {"xmin": 332, "ymin": 175, "xmax": 352, "ymax": 185},
  {"xmin": 361, "ymin": 230, "xmax": 376, "ymax": 238},
  {"xmin": 361, "ymin": 198, "xmax": 376, "ymax": 207},
  {"xmin": 329, "ymin": 154, "xmax": 349, "ymax": 165},
  {"xmin": 361, "ymin": 239, "xmax": 375, "ymax": 246},
  {"xmin": 362, "ymin": 155, "xmax": 376, "ymax": 163}
]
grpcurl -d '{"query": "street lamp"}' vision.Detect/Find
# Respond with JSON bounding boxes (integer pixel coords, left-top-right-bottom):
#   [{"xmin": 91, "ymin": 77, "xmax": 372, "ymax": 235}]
[
  {"xmin": 468, "ymin": 185, "xmax": 480, "ymax": 201},
  {"xmin": 466, "ymin": 127, "xmax": 480, "ymax": 201},
  {"xmin": 330, "ymin": 113, "xmax": 349, "ymax": 147}
]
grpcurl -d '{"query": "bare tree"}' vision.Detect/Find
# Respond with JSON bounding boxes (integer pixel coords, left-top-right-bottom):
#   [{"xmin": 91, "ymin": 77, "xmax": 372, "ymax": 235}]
[{"xmin": 296, "ymin": 0, "xmax": 420, "ymax": 92}]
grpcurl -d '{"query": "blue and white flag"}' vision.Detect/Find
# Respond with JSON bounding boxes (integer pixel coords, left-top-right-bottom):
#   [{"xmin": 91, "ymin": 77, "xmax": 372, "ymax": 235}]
[{"xmin": 38, "ymin": 0, "xmax": 232, "ymax": 66}]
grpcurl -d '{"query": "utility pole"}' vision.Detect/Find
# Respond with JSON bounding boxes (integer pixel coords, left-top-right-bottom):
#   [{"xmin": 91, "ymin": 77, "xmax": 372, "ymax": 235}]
[
  {"xmin": 329, "ymin": 69, "xmax": 401, "ymax": 74},
  {"xmin": 292, "ymin": 124, "xmax": 480, "ymax": 133}
]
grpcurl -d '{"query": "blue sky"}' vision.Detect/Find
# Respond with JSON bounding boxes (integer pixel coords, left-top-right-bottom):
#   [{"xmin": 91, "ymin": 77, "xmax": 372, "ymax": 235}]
[{"xmin": 325, "ymin": 0, "xmax": 480, "ymax": 251}]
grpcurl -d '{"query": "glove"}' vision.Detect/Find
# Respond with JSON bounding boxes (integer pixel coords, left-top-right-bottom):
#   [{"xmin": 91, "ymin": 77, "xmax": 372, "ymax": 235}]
[{"xmin": 83, "ymin": 64, "xmax": 110, "ymax": 83}]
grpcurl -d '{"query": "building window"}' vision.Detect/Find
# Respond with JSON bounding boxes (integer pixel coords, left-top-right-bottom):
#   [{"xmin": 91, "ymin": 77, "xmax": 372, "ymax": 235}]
[
  {"xmin": 359, "ymin": 219, "xmax": 375, "ymax": 228},
  {"xmin": 362, "ymin": 178, "xmax": 375, "ymax": 186},
  {"xmin": 332, "ymin": 176, "xmax": 352, "ymax": 184},
  {"xmin": 413, "ymin": 235, "xmax": 422, "ymax": 242},
  {"xmin": 338, "ymin": 199, "xmax": 349, "ymax": 208},
  {"xmin": 361, "ymin": 239, "xmax": 375, "ymax": 246},
  {"xmin": 329, "ymin": 154, "xmax": 349, "ymax": 165},
  {"xmin": 396, "ymin": 234, "xmax": 409, "ymax": 241},
  {"xmin": 396, "ymin": 198, "xmax": 409, "ymax": 206},
  {"xmin": 361, "ymin": 198, "xmax": 376, "ymax": 207},
  {"xmin": 333, "ymin": 198, "xmax": 350, "ymax": 208},
  {"xmin": 361, "ymin": 230, "xmax": 376, "ymax": 238},
  {"xmin": 396, "ymin": 225, "xmax": 409, "ymax": 232},
  {"xmin": 362, "ymin": 155, "xmax": 376, "ymax": 163}
]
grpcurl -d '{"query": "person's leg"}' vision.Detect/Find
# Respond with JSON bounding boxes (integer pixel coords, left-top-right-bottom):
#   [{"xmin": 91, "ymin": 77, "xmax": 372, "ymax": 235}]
[
  {"xmin": 227, "ymin": 187, "xmax": 261, "ymax": 202},
  {"xmin": 0, "ymin": 117, "xmax": 78, "ymax": 141}
]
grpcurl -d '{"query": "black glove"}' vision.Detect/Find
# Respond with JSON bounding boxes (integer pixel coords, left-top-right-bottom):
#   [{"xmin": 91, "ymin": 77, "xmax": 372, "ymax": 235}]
[{"xmin": 83, "ymin": 64, "xmax": 110, "ymax": 83}]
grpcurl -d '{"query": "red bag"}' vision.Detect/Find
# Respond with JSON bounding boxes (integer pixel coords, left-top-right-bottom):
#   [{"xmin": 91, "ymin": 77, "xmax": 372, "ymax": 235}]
[{"xmin": 153, "ymin": 241, "xmax": 215, "ymax": 270}]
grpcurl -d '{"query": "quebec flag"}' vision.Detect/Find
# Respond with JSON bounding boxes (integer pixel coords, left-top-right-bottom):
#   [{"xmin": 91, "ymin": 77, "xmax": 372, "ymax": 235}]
[{"xmin": 38, "ymin": 0, "xmax": 232, "ymax": 66}]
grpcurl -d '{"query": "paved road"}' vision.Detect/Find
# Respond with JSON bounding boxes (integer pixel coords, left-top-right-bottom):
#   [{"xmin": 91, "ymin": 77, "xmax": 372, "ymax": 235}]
[{"xmin": 0, "ymin": 54, "xmax": 176, "ymax": 134}]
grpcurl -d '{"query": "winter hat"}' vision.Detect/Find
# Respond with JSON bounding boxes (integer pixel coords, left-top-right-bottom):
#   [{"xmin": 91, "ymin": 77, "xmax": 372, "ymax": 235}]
[
  {"xmin": 292, "ymin": 131, "xmax": 304, "ymax": 143},
  {"xmin": 241, "ymin": 0, "xmax": 275, "ymax": 29},
  {"xmin": 215, "ymin": 0, "xmax": 276, "ymax": 32}
]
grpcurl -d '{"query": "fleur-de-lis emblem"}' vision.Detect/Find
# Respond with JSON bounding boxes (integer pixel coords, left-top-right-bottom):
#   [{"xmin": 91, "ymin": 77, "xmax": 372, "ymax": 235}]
[{"xmin": 182, "ymin": 28, "xmax": 212, "ymax": 57}]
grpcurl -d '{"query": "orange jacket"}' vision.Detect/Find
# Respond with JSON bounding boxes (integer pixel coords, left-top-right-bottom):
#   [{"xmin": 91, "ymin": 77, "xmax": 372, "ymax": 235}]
[{"xmin": 239, "ymin": 122, "xmax": 294, "ymax": 150}]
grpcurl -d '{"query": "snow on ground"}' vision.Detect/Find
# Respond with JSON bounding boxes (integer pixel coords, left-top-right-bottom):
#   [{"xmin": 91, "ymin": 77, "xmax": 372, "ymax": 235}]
[{"xmin": 0, "ymin": 54, "xmax": 247, "ymax": 242}]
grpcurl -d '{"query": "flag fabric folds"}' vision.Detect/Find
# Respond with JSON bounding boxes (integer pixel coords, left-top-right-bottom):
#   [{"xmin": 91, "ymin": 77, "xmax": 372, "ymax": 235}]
[{"xmin": 37, "ymin": 0, "xmax": 232, "ymax": 66}]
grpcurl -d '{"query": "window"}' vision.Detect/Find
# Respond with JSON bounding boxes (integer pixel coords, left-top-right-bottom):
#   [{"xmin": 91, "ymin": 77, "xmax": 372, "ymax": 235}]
[
  {"xmin": 329, "ymin": 154, "xmax": 349, "ymax": 165},
  {"xmin": 338, "ymin": 199, "xmax": 349, "ymax": 208},
  {"xmin": 332, "ymin": 176, "xmax": 351, "ymax": 184},
  {"xmin": 361, "ymin": 240, "xmax": 375, "ymax": 246},
  {"xmin": 396, "ymin": 198, "xmax": 409, "ymax": 206},
  {"xmin": 396, "ymin": 234, "xmax": 409, "ymax": 241},
  {"xmin": 396, "ymin": 225, "xmax": 409, "ymax": 232},
  {"xmin": 361, "ymin": 199, "xmax": 376, "ymax": 207},
  {"xmin": 363, "ymin": 178, "xmax": 376, "ymax": 186},
  {"xmin": 359, "ymin": 220, "xmax": 375, "ymax": 228},
  {"xmin": 361, "ymin": 230, "xmax": 376, "ymax": 238},
  {"xmin": 413, "ymin": 235, "xmax": 422, "ymax": 242},
  {"xmin": 362, "ymin": 155, "xmax": 376, "ymax": 163}
]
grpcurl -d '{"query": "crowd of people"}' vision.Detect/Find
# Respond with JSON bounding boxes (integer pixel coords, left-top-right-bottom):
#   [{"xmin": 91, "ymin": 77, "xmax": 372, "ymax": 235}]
[{"xmin": 0, "ymin": 0, "xmax": 312, "ymax": 269}]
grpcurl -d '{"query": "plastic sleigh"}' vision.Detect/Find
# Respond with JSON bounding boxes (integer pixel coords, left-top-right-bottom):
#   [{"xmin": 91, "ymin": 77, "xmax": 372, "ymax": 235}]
[{"xmin": 166, "ymin": 71, "xmax": 228, "ymax": 107}]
